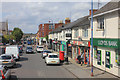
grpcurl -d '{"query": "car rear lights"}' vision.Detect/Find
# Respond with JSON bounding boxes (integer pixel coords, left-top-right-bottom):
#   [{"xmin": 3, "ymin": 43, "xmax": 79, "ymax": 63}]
[{"xmin": 11, "ymin": 59, "xmax": 13, "ymax": 62}]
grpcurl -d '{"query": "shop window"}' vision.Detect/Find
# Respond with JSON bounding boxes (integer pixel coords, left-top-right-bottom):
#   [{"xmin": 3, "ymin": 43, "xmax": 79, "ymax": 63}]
[
  {"xmin": 115, "ymin": 51, "xmax": 120, "ymax": 66},
  {"xmin": 94, "ymin": 47, "xmax": 97, "ymax": 59},
  {"xmin": 97, "ymin": 50, "xmax": 102, "ymax": 65},
  {"xmin": 105, "ymin": 51, "xmax": 111, "ymax": 68}
]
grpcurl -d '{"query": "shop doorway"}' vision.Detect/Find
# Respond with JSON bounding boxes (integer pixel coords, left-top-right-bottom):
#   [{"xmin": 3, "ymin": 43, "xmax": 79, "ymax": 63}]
[{"xmin": 105, "ymin": 51, "xmax": 111, "ymax": 68}]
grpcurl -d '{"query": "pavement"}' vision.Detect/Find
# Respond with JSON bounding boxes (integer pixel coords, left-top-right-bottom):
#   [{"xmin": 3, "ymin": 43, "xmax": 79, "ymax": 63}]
[
  {"xmin": 63, "ymin": 57, "xmax": 119, "ymax": 79},
  {"xmin": 49, "ymin": 49, "xmax": 120, "ymax": 80}
]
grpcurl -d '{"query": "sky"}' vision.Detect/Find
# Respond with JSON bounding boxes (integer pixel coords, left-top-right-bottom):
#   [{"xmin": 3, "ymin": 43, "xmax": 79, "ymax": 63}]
[{"xmin": 1, "ymin": 0, "xmax": 111, "ymax": 33}]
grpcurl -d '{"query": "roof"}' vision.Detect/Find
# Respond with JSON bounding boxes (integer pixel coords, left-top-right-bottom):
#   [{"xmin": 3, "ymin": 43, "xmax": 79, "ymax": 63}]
[
  {"xmin": 62, "ymin": 15, "xmax": 90, "ymax": 30},
  {"xmin": 94, "ymin": 0, "xmax": 120, "ymax": 15},
  {"xmin": 49, "ymin": 24, "xmax": 66, "ymax": 33}
]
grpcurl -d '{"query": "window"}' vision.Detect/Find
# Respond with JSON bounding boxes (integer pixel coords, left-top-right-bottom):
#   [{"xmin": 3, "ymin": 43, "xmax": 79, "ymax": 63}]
[
  {"xmin": 49, "ymin": 24, "xmax": 54, "ymax": 30},
  {"xmin": 74, "ymin": 29, "xmax": 78, "ymax": 38},
  {"xmin": 49, "ymin": 24, "xmax": 52, "ymax": 30},
  {"xmin": 42, "ymin": 26, "xmax": 44, "ymax": 30},
  {"xmin": 42, "ymin": 32, "xmax": 44, "ymax": 36},
  {"xmin": 97, "ymin": 17, "xmax": 104, "ymax": 29},
  {"xmin": 66, "ymin": 34, "xmax": 72, "ymax": 37},
  {"xmin": 82, "ymin": 29, "xmax": 88, "ymax": 37}
]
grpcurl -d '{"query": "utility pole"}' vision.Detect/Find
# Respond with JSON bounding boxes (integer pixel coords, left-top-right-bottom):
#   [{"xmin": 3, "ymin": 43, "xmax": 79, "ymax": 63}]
[
  {"xmin": 91, "ymin": 0, "xmax": 94, "ymax": 77},
  {"xmin": 98, "ymin": 0, "xmax": 100, "ymax": 9}
]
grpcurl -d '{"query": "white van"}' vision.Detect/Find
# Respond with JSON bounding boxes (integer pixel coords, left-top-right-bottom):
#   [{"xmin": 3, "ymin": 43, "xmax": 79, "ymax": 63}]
[{"xmin": 5, "ymin": 45, "xmax": 20, "ymax": 60}]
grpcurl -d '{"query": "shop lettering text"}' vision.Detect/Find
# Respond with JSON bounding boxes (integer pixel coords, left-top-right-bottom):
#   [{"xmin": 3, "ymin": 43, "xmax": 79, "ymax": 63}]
[{"xmin": 98, "ymin": 40, "xmax": 117, "ymax": 47}]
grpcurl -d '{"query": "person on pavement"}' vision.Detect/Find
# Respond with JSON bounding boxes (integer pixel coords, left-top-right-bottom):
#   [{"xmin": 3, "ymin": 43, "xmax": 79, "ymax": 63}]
[{"xmin": 77, "ymin": 54, "xmax": 83, "ymax": 66}]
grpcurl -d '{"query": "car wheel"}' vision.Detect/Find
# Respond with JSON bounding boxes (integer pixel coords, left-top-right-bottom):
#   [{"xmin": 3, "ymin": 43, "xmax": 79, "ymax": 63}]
[{"xmin": 46, "ymin": 63, "xmax": 48, "ymax": 66}]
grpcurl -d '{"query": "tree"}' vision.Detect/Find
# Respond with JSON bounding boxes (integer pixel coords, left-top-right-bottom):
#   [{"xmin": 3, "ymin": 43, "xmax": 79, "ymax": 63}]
[
  {"xmin": 2, "ymin": 35, "xmax": 9, "ymax": 43},
  {"xmin": 12, "ymin": 28, "xmax": 23, "ymax": 42}
]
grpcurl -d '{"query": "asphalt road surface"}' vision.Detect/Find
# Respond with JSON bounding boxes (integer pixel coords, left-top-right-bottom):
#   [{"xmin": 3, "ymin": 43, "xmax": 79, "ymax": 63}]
[{"xmin": 10, "ymin": 46, "xmax": 76, "ymax": 79}]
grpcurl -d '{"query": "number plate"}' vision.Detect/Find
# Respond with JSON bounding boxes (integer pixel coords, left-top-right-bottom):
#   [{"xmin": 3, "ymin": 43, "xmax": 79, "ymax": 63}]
[
  {"xmin": 3, "ymin": 62, "xmax": 8, "ymax": 63},
  {"xmin": 51, "ymin": 61, "xmax": 56, "ymax": 63}
]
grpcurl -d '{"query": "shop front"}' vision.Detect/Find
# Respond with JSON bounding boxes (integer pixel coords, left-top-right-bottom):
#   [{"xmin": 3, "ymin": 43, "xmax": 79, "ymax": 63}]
[
  {"xmin": 61, "ymin": 41, "xmax": 67, "ymax": 57},
  {"xmin": 56, "ymin": 41, "xmax": 61, "ymax": 52},
  {"xmin": 92, "ymin": 38, "xmax": 120, "ymax": 77},
  {"xmin": 71, "ymin": 40, "xmax": 90, "ymax": 65}
]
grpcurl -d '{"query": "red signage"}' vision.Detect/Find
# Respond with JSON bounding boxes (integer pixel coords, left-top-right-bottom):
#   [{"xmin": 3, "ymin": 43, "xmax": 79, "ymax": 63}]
[{"xmin": 68, "ymin": 44, "xmax": 72, "ymax": 47}]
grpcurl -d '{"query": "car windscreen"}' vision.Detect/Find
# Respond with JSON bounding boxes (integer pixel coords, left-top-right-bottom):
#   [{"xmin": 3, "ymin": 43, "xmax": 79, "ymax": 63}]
[
  {"xmin": 49, "ymin": 55, "xmax": 58, "ymax": 58},
  {"xmin": 43, "ymin": 51, "xmax": 51, "ymax": 53},
  {"xmin": 27, "ymin": 47, "xmax": 32, "ymax": 49},
  {"xmin": 0, "ymin": 56, "xmax": 11, "ymax": 59}
]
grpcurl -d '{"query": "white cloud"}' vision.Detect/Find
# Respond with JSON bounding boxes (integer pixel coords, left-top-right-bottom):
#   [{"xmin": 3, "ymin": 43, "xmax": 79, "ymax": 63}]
[
  {"xmin": 1, "ymin": 0, "xmax": 111, "ymax": 2},
  {"xmin": 72, "ymin": 3, "xmax": 90, "ymax": 10},
  {"xmin": 2, "ymin": 2, "xmax": 109, "ymax": 33}
]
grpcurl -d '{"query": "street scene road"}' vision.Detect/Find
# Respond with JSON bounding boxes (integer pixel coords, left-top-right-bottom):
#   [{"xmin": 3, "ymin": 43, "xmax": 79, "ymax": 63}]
[
  {"xmin": 10, "ymin": 46, "xmax": 76, "ymax": 79},
  {"xmin": 1, "ymin": 0, "xmax": 120, "ymax": 80}
]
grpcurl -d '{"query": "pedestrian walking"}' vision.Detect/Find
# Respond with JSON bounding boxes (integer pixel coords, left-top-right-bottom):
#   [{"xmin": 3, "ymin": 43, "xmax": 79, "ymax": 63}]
[{"xmin": 77, "ymin": 54, "xmax": 83, "ymax": 66}]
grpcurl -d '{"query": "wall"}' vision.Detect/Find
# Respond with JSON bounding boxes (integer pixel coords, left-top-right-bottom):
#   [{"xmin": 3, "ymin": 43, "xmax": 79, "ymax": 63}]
[{"xmin": 93, "ymin": 11, "xmax": 119, "ymax": 38}]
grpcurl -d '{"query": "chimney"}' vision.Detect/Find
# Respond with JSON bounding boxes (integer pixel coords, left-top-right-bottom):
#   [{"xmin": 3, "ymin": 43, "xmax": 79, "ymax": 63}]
[
  {"xmin": 65, "ymin": 17, "xmax": 71, "ymax": 24},
  {"xmin": 89, "ymin": 9, "xmax": 98, "ymax": 16}
]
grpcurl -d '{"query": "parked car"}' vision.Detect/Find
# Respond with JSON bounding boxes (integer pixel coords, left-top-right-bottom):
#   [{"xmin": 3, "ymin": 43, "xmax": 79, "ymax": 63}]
[
  {"xmin": 0, "ymin": 65, "xmax": 11, "ymax": 80},
  {"xmin": 5, "ymin": 45, "xmax": 20, "ymax": 61},
  {"xmin": 0, "ymin": 54, "xmax": 16, "ymax": 67},
  {"xmin": 42, "ymin": 50, "xmax": 52, "ymax": 59},
  {"xmin": 26, "ymin": 46, "xmax": 34, "ymax": 53},
  {"xmin": 45, "ymin": 53, "xmax": 60, "ymax": 65},
  {"xmin": 36, "ymin": 46, "xmax": 44, "ymax": 53}
]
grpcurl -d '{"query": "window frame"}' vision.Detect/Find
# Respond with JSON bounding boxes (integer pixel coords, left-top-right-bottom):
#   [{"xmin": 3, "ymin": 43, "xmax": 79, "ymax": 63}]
[{"xmin": 97, "ymin": 17, "xmax": 104, "ymax": 30}]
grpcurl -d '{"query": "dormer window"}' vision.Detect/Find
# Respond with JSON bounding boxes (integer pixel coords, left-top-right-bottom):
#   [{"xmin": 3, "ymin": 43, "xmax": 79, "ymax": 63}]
[{"xmin": 97, "ymin": 17, "xmax": 104, "ymax": 30}]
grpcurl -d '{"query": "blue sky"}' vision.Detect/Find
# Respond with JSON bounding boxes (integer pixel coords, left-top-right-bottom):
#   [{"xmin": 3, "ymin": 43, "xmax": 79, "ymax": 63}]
[{"xmin": 1, "ymin": 0, "xmax": 110, "ymax": 33}]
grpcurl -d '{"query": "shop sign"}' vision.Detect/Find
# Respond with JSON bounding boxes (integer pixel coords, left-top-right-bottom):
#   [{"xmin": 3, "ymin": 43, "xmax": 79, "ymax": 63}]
[
  {"xmin": 80, "ymin": 41, "xmax": 88, "ymax": 46},
  {"xmin": 62, "ymin": 41, "xmax": 66, "ymax": 45},
  {"xmin": 78, "ymin": 41, "xmax": 83, "ymax": 45},
  {"xmin": 68, "ymin": 44, "xmax": 72, "ymax": 47},
  {"xmin": 73, "ymin": 41, "xmax": 77, "ymax": 45},
  {"xmin": 92, "ymin": 38, "xmax": 120, "ymax": 49}
]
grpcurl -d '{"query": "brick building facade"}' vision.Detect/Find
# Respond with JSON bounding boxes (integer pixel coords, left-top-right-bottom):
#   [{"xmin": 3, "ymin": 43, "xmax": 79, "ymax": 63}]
[{"xmin": 38, "ymin": 18, "xmax": 71, "ymax": 37}]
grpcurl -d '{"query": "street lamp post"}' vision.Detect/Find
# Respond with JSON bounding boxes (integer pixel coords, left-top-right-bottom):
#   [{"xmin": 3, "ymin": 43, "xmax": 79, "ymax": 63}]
[{"xmin": 91, "ymin": 0, "xmax": 94, "ymax": 77}]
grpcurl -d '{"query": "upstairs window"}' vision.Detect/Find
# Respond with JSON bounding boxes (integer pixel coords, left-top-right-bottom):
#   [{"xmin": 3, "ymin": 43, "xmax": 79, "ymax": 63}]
[
  {"xmin": 49, "ymin": 25, "xmax": 52, "ymax": 30},
  {"xmin": 82, "ymin": 29, "xmax": 88, "ymax": 38},
  {"xmin": 74, "ymin": 29, "xmax": 79, "ymax": 38},
  {"xmin": 97, "ymin": 17, "xmax": 104, "ymax": 29}
]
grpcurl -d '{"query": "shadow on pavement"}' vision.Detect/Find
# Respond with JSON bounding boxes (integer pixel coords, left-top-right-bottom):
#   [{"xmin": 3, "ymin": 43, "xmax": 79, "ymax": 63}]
[
  {"xmin": 18, "ymin": 57, "xmax": 28, "ymax": 62},
  {"xmin": 46, "ymin": 63, "xmax": 63, "ymax": 66},
  {"xmin": 9, "ymin": 63, "xmax": 22, "ymax": 69},
  {"xmin": 10, "ymin": 75, "xmax": 18, "ymax": 80}
]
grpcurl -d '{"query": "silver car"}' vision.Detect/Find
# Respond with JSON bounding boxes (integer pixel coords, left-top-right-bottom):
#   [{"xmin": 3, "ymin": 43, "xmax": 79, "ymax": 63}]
[
  {"xmin": 0, "ymin": 65, "xmax": 11, "ymax": 80},
  {"xmin": 0, "ymin": 54, "xmax": 16, "ymax": 67}
]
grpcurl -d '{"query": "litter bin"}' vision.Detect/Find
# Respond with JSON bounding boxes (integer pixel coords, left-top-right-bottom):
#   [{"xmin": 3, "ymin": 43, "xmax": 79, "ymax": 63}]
[{"xmin": 59, "ymin": 51, "xmax": 64, "ymax": 62}]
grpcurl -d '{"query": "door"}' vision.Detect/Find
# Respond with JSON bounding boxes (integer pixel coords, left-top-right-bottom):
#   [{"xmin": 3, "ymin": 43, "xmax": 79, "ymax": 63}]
[
  {"xmin": 105, "ymin": 51, "xmax": 111, "ymax": 68},
  {"xmin": 97, "ymin": 50, "xmax": 102, "ymax": 65}
]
